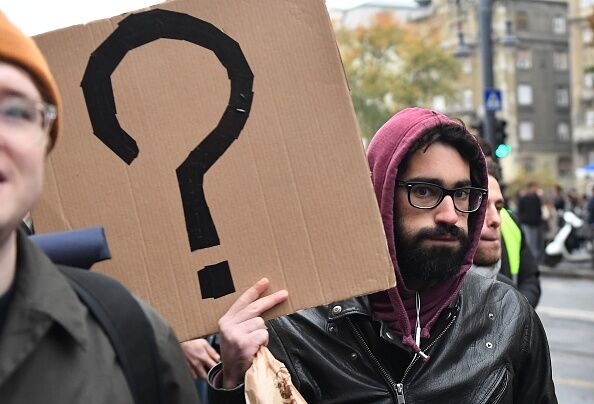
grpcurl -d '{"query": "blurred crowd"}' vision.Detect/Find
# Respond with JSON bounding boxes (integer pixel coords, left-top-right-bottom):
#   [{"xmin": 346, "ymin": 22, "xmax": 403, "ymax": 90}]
[{"xmin": 511, "ymin": 183, "xmax": 594, "ymax": 263}]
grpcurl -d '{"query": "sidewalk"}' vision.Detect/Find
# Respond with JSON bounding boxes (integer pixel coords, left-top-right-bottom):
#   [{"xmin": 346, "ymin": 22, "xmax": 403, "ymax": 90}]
[{"xmin": 539, "ymin": 260, "xmax": 594, "ymax": 280}]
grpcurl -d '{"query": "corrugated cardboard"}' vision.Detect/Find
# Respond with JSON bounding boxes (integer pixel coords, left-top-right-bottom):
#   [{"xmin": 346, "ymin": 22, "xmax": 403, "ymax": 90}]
[{"xmin": 32, "ymin": 0, "xmax": 395, "ymax": 340}]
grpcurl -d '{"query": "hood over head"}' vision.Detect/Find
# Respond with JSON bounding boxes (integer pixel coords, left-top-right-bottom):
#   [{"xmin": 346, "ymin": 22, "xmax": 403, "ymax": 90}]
[{"xmin": 367, "ymin": 107, "xmax": 487, "ymax": 356}]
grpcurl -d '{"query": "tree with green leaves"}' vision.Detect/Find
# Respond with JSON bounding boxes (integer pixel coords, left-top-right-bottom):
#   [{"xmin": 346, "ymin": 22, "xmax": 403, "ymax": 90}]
[{"xmin": 335, "ymin": 12, "xmax": 461, "ymax": 141}]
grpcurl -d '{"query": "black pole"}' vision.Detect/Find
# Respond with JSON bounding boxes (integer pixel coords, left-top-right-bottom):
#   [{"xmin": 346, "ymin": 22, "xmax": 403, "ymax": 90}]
[
  {"xmin": 479, "ymin": 0, "xmax": 496, "ymax": 147},
  {"xmin": 415, "ymin": 0, "xmax": 496, "ymax": 146}
]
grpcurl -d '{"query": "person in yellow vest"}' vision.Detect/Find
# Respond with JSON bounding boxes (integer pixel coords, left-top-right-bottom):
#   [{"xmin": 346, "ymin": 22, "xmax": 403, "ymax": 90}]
[{"xmin": 472, "ymin": 159, "xmax": 541, "ymax": 307}]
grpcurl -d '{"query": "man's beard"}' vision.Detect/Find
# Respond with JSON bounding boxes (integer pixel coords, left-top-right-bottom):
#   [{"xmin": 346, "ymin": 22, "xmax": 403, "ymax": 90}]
[{"xmin": 394, "ymin": 220, "xmax": 470, "ymax": 290}]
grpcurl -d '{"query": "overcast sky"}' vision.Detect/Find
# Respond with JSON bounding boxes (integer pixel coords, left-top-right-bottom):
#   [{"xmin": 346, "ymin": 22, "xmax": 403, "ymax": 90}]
[
  {"xmin": 2, "ymin": 0, "xmax": 164, "ymax": 35},
  {"xmin": 3, "ymin": 0, "xmax": 420, "ymax": 35}
]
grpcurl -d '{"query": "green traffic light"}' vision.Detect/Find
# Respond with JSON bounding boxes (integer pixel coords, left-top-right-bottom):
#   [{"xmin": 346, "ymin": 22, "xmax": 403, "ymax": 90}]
[{"xmin": 495, "ymin": 143, "xmax": 511, "ymax": 158}]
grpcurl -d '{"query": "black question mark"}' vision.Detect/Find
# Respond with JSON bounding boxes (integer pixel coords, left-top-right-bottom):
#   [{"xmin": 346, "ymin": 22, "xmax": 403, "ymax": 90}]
[{"xmin": 81, "ymin": 9, "xmax": 254, "ymax": 299}]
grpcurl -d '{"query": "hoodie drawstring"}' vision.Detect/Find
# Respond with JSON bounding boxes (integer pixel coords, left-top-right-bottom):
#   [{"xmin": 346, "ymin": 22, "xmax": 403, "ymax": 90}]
[{"xmin": 415, "ymin": 292, "xmax": 429, "ymax": 360}]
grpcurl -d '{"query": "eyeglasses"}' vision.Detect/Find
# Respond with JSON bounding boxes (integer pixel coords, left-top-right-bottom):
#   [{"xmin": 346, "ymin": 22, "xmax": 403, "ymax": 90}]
[
  {"xmin": 0, "ymin": 92, "xmax": 56, "ymax": 146},
  {"xmin": 396, "ymin": 181, "xmax": 487, "ymax": 213}
]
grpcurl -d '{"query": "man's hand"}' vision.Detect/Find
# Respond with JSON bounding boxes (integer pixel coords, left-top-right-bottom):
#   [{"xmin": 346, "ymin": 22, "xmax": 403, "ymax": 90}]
[
  {"xmin": 218, "ymin": 278, "xmax": 288, "ymax": 389},
  {"xmin": 181, "ymin": 338, "xmax": 220, "ymax": 380}
]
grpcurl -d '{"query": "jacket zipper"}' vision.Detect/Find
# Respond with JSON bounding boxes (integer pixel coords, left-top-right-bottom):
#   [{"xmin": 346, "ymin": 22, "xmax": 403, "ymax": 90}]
[
  {"xmin": 396, "ymin": 383, "xmax": 406, "ymax": 404},
  {"xmin": 399, "ymin": 314, "xmax": 458, "ymax": 382},
  {"xmin": 346, "ymin": 317, "xmax": 400, "ymax": 402},
  {"xmin": 347, "ymin": 313, "xmax": 458, "ymax": 403}
]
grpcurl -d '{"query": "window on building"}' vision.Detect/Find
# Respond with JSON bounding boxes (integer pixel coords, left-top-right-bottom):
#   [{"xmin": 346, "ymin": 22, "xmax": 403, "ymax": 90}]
[
  {"xmin": 516, "ymin": 49, "xmax": 532, "ymax": 69},
  {"xmin": 519, "ymin": 121, "xmax": 534, "ymax": 141},
  {"xmin": 581, "ymin": 0, "xmax": 594, "ymax": 8},
  {"xmin": 521, "ymin": 156, "xmax": 535, "ymax": 173},
  {"xmin": 586, "ymin": 110, "xmax": 594, "ymax": 126},
  {"xmin": 517, "ymin": 84, "xmax": 533, "ymax": 106},
  {"xmin": 516, "ymin": 11, "xmax": 529, "ymax": 31},
  {"xmin": 585, "ymin": 72, "xmax": 594, "ymax": 88},
  {"xmin": 462, "ymin": 59, "xmax": 472, "ymax": 75},
  {"xmin": 557, "ymin": 122, "xmax": 570, "ymax": 141},
  {"xmin": 584, "ymin": 28, "xmax": 594, "ymax": 44},
  {"xmin": 553, "ymin": 16, "xmax": 566, "ymax": 34},
  {"xmin": 557, "ymin": 157, "xmax": 572, "ymax": 178},
  {"xmin": 463, "ymin": 89, "xmax": 473, "ymax": 110},
  {"xmin": 553, "ymin": 51, "xmax": 568, "ymax": 71},
  {"xmin": 556, "ymin": 87, "xmax": 569, "ymax": 107}
]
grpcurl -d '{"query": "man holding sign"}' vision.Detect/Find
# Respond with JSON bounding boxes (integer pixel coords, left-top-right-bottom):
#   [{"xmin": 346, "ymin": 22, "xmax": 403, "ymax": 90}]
[{"xmin": 209, "ymin": 108, "xmax": 556, "ymax": 403}]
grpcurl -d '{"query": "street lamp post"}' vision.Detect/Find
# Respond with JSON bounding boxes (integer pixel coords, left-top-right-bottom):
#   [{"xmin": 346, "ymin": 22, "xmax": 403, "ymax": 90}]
[
  {"xmin": 479, "ymin": 0, "xmax": 496, "ymax": 147},
  {"xmin": 417, "ymin": 0, "xmax": 497, "ymax": 147}
]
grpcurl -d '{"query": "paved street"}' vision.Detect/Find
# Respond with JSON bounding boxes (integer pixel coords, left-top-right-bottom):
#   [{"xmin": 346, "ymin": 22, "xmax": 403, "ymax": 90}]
[{"xmin": 537, "ymin": 272, "xmax": 594, "ymax": 403}]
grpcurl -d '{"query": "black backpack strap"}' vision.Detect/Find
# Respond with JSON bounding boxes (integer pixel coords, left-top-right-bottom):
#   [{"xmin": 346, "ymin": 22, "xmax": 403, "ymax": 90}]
[{"xmin": 59, "ymin": 266, "xmax": 163, "ymax": 404}]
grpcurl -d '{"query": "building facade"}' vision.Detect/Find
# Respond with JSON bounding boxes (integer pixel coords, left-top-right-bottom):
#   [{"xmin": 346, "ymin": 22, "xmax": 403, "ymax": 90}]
[
  {"xmin": 410, "ymin": 0, "xmax": 573, "ymax": 190},
  {"xmin": 568, "ymin": 0, "xmax": 594, "ymax": 191},
  {"xmin": 328, "ymin": 0, "xmax": 574, "ymax": 190}
]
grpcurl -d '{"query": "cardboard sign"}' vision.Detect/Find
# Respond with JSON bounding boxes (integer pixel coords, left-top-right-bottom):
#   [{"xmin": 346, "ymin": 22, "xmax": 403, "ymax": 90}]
[{"xmin": 32, "ymin": 0, "xmax": 395, "ymax": 340}]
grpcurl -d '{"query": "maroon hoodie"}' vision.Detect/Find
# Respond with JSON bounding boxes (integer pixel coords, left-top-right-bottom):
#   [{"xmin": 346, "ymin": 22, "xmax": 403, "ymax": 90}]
[{"xmin": 367, "ymin": 108, "xmax": 487, "ymax": 356}]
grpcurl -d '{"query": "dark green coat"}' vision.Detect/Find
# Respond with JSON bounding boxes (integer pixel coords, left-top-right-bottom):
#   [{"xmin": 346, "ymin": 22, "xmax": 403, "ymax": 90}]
[{"xmin": 0, "ymin": 230, "xmax": 199, "ymax": 404}]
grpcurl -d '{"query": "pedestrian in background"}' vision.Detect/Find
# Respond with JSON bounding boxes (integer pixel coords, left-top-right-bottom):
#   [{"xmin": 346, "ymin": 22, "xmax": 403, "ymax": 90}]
[
  {"xmin": 471, "ymin": 159, "xmax": 541, "ymax": 307},
  {"xmin": 542, "ymin": 196, "xmax": 560, "ymax": 247},
  {"xmin": 552, "ymin": 184, "xmax": 566, "ymax": 212},
  {"xmin": 584, "ymin": 186, "xmax": 594, "ymax": 254},
  {"xmin": 517, "ymin": 181, "xmax": 544, "ymax": 262}
]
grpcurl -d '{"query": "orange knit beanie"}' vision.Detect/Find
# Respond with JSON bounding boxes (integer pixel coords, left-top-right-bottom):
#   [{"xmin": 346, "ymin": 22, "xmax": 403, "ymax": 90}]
[{"xmin": 0, "ymin": 12, "xmax": 62, "ymax": 150}]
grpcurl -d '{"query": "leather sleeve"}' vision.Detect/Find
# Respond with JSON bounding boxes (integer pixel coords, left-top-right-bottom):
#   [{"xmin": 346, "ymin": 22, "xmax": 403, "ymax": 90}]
[
  {"xmin": 515, "ymin": 308, "xmax": 557, "ymax": 403},
  {"xmin": 267, "ymin": 316, "xmax": 321, "ymax": 402},
  {"xmin": 207, "ymin": 363, "xmax": 246, "ymax": 404}
]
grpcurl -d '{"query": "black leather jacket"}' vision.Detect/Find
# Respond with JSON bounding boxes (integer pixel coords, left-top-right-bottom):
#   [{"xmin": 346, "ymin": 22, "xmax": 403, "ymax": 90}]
[{"xmin": 209, "ymin": 273, "xmax": 556, "ymax": 403}]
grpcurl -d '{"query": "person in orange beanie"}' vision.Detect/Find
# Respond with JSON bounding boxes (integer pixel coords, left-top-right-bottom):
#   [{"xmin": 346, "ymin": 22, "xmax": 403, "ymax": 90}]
[
  {"xmin": 0, "ymin": 12, "xmax": 61, "ymax": 151},
  {"xmin": 0, "ymin": 12, "xmax": 200, "ymax": 403}
]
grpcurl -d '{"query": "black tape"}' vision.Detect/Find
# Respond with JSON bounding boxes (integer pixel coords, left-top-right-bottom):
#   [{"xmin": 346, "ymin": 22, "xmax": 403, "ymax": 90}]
[
  {"xmin": 198, "ymin": 261, "xmax": 235, "ymax": 299},
  {"xmin": 81, "ymin": 9, "xmax": 254, "ymax": 253}
]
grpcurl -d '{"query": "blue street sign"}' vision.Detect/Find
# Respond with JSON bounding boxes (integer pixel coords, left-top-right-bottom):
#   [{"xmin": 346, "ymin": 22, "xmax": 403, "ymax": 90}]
[{"xmin": 484, "ymin": 88, "xmax": 502, "ymax": 112}]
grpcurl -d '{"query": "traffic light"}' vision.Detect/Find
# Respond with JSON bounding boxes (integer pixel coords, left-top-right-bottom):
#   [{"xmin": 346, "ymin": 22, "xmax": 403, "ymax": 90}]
[
  {"xmin": 494, "ymin": 119, "xmax": 511, "ymax": 158},
  {"xmin": 471, "ymin": 119, "xmax": 511, "ymax": 159}
]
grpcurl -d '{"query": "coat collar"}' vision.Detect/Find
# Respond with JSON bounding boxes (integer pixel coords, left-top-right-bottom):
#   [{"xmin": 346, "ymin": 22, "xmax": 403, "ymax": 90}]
[
  {"xmin": 10, "ymin": 229, "xmax": 89, "ymax": 347},
  {"xmin": 326, "ymin": 293, "xmax": 462, "ymax": 321},
  {"xmin": 325, "ymin": 292, "xmax": 462, "ymax": 348},
  {"xmin": 0, "ymin": 229, "xmax": 89, "ymax": 385},
  {"xmin": 326, "ymin": 295, "xmax": 372, "ymax": 321},
  {"xmin": 325, "ymin": 296, "xmax": 413, "ymax": 349}
]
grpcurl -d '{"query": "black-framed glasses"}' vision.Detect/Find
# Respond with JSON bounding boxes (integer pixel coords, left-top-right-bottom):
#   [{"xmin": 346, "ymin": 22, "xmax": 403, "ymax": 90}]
[{"xmin": 396, "ymin": 181, "xmax": 487, "ymax": 213}]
